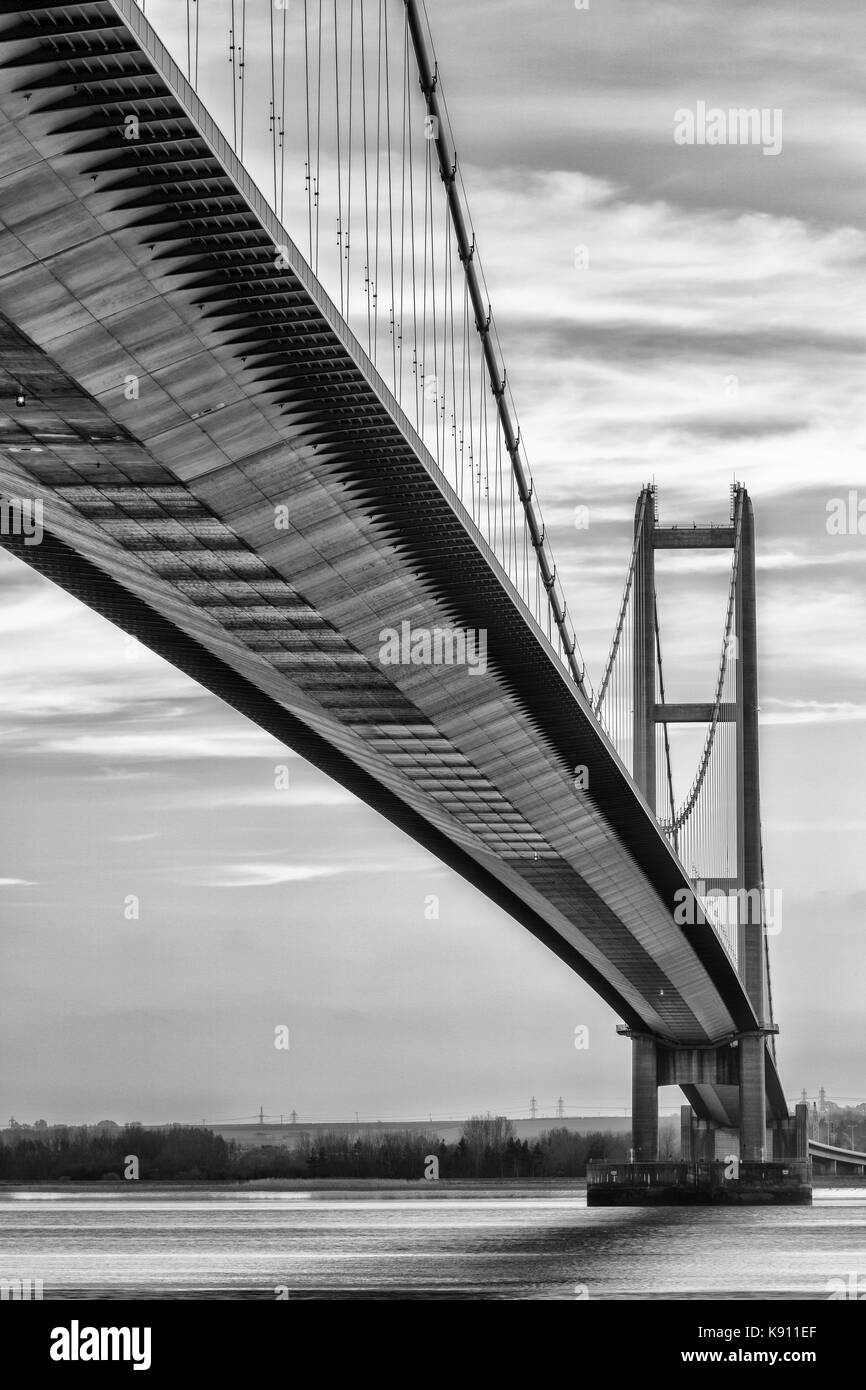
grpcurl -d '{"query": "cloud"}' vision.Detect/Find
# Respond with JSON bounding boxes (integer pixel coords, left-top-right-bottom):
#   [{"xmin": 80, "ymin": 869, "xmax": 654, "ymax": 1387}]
[
  {"xmin": 760, "ymin": 700, "xmax": 866, "ymax": 727},
  {"xmin": 38, "ymin": 731, "xmax": 284, "ymax": 760},
  {"xmin": 178, "ymin": 783, "xmax": 359, "ymax": 810},
  {"xmin": 191, "ymin": 863, "xmax": 341, "ymax": 888},
  {"xmin": 187, "ymin": 853, "xmax": 435, "ymax": 887},
  {"xmin": 768, "ymin": 822, "xmax": 866, "ymax": 833}
]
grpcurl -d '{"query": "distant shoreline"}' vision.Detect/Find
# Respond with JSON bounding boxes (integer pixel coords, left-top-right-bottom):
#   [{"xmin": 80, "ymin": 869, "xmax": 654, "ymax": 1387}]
[
  {"xmin": 1, "ymin": 1175, "xmax": 860, "ymax": 1193},
  {"xmin": 0, "ymin": 1177, "xmax": 588, "ymax": 1195}
]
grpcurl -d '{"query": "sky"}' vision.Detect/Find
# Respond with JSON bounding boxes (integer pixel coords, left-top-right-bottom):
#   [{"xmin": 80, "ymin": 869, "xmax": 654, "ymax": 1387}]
[{"xmin": 1, "ymin": 0, "xmax": 865, "ymax": 1126}]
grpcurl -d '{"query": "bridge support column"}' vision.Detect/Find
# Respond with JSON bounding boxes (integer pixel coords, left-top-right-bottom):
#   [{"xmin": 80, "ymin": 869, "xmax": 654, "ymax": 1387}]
[
  {"xmin": 770, "ymin": 1101, "xmax": 809, "ymax": 1160},
  {"xmin": 632, "ymin": 490, "xmax": 656, "ymax": 810},
  {"xmin": 739, "ymin": 1032, "xmax": 767, "ymax": 1160},
  {"xmin": 795, "ymin": 1102, "xmax": 809, "ymax": 1161},
  {"xmin": 631, "ymin": 1034, "xmax": 658, "ymax": 1160},
  {"xmin": 736, "ymin": 492, "xmax": 767, "ymax": 1019},
  {"xmin": 680, "ymin": 1105, "xmax": 695, "ymax": 1160}
]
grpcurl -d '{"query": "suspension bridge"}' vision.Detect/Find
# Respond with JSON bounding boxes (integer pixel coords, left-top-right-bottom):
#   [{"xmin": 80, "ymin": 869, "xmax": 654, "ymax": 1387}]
[{"xmin": 0, "ymin": 0, "xmax": 817, "ymax": 1180}]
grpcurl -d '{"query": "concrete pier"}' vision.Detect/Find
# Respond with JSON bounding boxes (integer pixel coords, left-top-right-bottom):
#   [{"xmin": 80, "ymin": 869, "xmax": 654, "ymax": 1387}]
[
  {"xmin": 631, "ymin": 1034, "xmax": 659, "ymax": 1161},
  {"xmin": 587, "ymin": 1159, "xmax": 812, "ymax": 1206}
]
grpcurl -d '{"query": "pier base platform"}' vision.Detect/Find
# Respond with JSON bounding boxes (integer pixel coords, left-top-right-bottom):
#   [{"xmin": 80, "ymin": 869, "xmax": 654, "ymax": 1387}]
[{"xmin": 587, "ymin": 1160, "xmax": 812, "ymax": 1206}]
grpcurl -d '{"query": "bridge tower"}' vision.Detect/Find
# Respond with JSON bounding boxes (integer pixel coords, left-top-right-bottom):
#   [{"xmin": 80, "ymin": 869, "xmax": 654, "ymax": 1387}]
[{"xmin": 628, "ymin": 484, "xmax": 771, "ymax": 1162}]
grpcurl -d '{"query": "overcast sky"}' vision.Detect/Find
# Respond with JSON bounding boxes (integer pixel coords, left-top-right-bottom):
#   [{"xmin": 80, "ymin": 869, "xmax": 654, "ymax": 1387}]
[{"xmin": 1, "ymin": 0, "xmax": 864, "ymax": 1125}]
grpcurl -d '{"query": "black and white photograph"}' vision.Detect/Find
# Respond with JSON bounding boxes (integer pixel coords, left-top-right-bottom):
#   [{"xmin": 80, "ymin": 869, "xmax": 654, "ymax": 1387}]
[{"xmin": 0, "ymin": 0, "xmax": 864, "ymax": 1357}]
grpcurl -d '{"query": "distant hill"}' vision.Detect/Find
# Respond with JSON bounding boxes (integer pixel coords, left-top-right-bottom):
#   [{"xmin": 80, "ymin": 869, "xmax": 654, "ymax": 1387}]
[
  {"xmin": 206, "ymin": 1115, "xmax": 635, "ymax": 1150},
  {"xmin": 0, "ymin": 1115, "xmax": 647, "ymax": 1151}
]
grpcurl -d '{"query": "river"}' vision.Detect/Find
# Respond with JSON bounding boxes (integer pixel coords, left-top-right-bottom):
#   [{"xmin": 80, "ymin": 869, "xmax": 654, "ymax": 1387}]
[{"xmin": 1, "ymin": 1185, "xmax": 863, "ymax": 1299}]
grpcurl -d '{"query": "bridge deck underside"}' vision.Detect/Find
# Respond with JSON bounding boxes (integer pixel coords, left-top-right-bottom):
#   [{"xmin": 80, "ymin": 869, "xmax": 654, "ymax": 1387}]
[{"xmin": 0, "ymin": 0, "xmax": 785, "ymax": 1118}]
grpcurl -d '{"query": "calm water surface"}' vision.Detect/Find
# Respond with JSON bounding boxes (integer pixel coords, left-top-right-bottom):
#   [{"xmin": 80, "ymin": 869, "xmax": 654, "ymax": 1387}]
[{"xmin": 1, "ymin": 1186, "xmax": 863, "ymax": 1299}]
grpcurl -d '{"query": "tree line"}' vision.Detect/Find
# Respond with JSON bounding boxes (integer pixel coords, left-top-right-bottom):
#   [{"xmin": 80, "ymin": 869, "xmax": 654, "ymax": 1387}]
[
  {"xmin": 0, "ymin": 1125, "xmax": 233, "ymax": 1181},
  {"xmin": 0, "ymin": 1117, "xmax": 630, "ymax": 1181}
]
